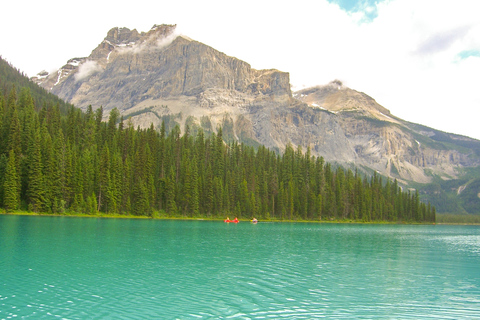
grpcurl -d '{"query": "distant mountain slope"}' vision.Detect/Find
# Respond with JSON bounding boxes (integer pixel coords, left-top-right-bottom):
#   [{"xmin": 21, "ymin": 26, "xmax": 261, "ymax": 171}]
[
  {"xmin": 294, "ymin": 82, "xmax": 480, "ymax": 183},
  {"xmin": 31, "ymin": 25, "xmax": 480, "ymax": 213}
]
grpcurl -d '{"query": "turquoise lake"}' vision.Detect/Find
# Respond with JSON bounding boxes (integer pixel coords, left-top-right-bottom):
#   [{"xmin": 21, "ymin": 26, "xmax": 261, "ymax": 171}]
[{"xmin": 1, "ymin": 215, "xmax": 479, "ymax": 319}]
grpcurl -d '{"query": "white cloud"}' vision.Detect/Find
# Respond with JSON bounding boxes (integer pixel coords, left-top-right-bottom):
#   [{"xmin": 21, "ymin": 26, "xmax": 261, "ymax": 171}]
[{"xmin": 74, "ymin": 60, "xmax": 103, "ymax": 82}]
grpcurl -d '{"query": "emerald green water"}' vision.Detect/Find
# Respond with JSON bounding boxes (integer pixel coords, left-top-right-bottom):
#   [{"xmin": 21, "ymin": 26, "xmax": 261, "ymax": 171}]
[{"xmin": 1, "ymin": 215, "xmax": 479, "ymax": 319}]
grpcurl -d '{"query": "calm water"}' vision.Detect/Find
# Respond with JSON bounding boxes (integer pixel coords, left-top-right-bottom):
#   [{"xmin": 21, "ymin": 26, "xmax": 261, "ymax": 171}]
[{"xmin": 1, "ymin": 215, "xmax": 479, "ymax": 319}]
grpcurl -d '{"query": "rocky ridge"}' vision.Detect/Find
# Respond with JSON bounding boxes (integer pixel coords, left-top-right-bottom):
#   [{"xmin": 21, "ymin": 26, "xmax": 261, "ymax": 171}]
[{"xmin": 294, "ymin": 83, "xmax": 480, "ymax": 184}]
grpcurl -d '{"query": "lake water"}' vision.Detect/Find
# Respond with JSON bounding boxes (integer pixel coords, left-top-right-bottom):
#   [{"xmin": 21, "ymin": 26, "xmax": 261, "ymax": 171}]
[{"xmin": 1, "ymin": 215, "xmax": 479, "ymax": 319}]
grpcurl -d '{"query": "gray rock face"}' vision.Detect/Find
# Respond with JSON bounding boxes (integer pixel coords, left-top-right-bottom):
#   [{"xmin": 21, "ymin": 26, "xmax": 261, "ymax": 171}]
[
  {"xmin": 294, "ymin": 83, "xmax": 480, "ymax": 183},
  {"xmin": 33, "ymin": 25, "xmax": 480, "ymax": 185},
  {"xmin": 35, "ymin": 24, "xmax": 292, "ymax": 113}
]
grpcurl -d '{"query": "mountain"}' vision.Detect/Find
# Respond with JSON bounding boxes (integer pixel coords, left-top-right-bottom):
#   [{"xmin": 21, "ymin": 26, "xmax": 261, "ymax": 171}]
[
  {"xmin": 32, "ymin": 25, "xmax": 480, "ymax": 213},
  {"xmin": 294, "ymin": 83, "xmax": 480, "ymax": 182}
]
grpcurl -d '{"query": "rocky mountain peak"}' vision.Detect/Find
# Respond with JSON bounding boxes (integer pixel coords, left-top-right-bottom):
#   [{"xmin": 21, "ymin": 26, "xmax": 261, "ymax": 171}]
[
  {"xmin": 33, "ymin": 23, "xmax": 292, "ymax": 111},
  {"xmin": 101, "ymin": 24, "xmax": 177, "ymax": 53},
  {"xmin": 294, "ymin": 80, "xmax": 395, "ymax": 123},
  {"xmin": 105, "ymin": 27, "xmax": 141, "ymax": 45}
]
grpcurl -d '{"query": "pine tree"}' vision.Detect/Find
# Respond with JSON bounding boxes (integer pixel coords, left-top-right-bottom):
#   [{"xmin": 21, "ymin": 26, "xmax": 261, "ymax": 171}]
[
  {"xmin": 204, "ymin": 165, "xmax": 214, "ymax": 215},
  {"xmin": 71, "ymin": 147, "xmax": 85, "ymax": 213},
  {"xmin": 190, "ymin": 155, "xmax": 200, "ymax": 216},
  {"xmin": 0, "ymin": 91, "xmax": 5, "ymax": 144},
  {"xmin": 132, "ymin": 177, "xmax": 150, "ymax": 216},
  {"xmin": 3, "ymin": 150, "xmax": 19, "ymax": 212},
  {"xmin": 26, "ymin": 118, "xmax": 45, "ymax": 212},
  {"xmin": 6, "ymin": 88, "xmax": 22, "ymax": 168},
  {"xmin": 213, "ymin": 176, "xmax": 224, "ymax": 215},
  {"xmin": 98, "ymin": 144, "xmax": 111, "ymax": 212},
  {"xmin": 0, "ymin": 154, "xmax": 7, "ymax": 207},
  {"xmin": 165, "ymin": 166, "xmax": 177, "ymax": 214},
  {"xmin": 239, "ymin": 178, "xmax": 250, "ymax": 217}
]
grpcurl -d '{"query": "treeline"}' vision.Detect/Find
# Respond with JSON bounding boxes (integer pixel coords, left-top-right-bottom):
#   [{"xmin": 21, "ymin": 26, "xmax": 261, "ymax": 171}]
[{"xmin": 0, "ymin": 86, "xmax": 435, "ymax": 222}]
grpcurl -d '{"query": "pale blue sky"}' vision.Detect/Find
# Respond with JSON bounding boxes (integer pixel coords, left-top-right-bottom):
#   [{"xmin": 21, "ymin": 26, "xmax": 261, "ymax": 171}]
[
  {"xmin": 330, "ymin": 0, "xmax": 383, "ymax": 20},
  {"xmin": 1, "ymin": 0, "xmax": 479, "ymax": 140}
]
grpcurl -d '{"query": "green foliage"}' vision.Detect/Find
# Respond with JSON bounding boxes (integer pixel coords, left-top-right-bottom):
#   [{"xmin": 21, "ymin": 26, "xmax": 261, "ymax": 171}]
[
  {"xmin": 3, "ymin": 150, "xmax": 19, "ymax": 211},
  {"xmin": 26, "ymin": 116, "xmax": 45, "ymax": 212}
]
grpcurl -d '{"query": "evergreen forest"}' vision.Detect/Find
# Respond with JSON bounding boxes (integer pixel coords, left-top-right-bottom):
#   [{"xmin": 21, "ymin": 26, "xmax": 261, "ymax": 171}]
[
  {"xmin": 0, "ymin": 88, "xmax": 435, "ymax": 222},
  {"xmin": 0, "ymin": 57, "xmax": 435, "ymax": 222}
]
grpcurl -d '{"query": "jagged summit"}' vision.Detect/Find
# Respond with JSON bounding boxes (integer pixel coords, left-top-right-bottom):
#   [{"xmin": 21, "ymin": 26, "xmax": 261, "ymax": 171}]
[
  {"xmin": 101, "ymin": 24, "xmax": 177, "ymax": 48},
  {"xmin": 33, "ymin": 23, "xmax": 292, "ymax": 109},
  {"xmin": 32, "ymin": 24, "xmax": 179, "ymax": 91}
]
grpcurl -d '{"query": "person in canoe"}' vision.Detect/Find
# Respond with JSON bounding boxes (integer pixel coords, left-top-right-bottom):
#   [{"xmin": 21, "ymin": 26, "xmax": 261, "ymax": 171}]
[
  {"xmin": 233, "ymin": 217, "xmax": 239, "ymax": 223},
  {"xmin": 252, "ymin": 217, "xmax": 258, "ymax": 223},
  {"xmin": 224, "ymin": 217, "xmax": 230, "ymax": 222}
]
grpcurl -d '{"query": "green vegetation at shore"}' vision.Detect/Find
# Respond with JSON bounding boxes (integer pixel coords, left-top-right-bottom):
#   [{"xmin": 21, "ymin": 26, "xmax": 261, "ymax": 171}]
[
  {"xmin": 6, "ymin": 208, "xmax": 477, "ymax": 225},
  {"xmin": 1, "ymin": 209, "xmax": 438, "ymax": 225}
]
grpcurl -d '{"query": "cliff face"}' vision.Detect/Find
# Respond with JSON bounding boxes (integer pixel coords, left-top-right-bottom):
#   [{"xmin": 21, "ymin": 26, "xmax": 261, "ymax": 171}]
[
  {"xmin": 34, "ymin": 25, "xmax": 292, "ymax": 113},
  {"xmin": 33, "ymin": 25, "xmax": 480, "ymax": 186}
]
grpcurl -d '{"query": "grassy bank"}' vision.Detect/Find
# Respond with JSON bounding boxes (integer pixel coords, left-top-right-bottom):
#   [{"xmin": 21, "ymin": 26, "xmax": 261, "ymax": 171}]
[{"xmin": 0, "ymin": 209, "xmax": 439, "ymax": 224}]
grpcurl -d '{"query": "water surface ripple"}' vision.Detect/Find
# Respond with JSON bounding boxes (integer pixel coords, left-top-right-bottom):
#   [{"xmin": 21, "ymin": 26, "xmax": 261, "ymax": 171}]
[{"xmin": 1, "ymin": 216, "xmax": 479, "ymax": 319}]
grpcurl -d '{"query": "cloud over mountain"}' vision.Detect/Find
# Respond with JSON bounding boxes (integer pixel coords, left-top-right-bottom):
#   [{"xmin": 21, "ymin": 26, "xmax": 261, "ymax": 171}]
[{"xmin": 75, "ymin": 60, "xmax": 102, "ymax": 82}]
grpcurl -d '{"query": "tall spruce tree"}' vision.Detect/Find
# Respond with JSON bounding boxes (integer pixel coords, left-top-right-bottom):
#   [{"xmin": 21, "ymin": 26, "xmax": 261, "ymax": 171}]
[
  {"xmin": 26, "ymin": 117, "xmax": 45, "ymax": 212},
  {"xmin": 3, "ymin": 150, "xmax": 19, "ymax": 212}
]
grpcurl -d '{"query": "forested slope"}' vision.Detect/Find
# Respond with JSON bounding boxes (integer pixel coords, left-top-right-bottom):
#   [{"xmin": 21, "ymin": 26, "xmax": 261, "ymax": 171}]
[
  {"xmin": 0, "ymin": 85, "xmax": 435, "ymax": 222},
  {"xmin": 0, "ymin": 57, "xmax": 73, "ymax": 114}
]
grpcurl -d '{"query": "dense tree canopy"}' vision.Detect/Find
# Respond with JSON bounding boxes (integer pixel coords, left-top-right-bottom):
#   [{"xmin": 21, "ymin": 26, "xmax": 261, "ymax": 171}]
[{"xmin": 0, "ymin": 85, "xmax": 435, "ymax": 222}]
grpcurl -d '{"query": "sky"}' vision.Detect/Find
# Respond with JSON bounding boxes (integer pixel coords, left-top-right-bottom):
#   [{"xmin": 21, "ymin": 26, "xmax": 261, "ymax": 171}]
[{"xmin": 1, "ymin": 0, "xmax": 480, "ymax": 140}]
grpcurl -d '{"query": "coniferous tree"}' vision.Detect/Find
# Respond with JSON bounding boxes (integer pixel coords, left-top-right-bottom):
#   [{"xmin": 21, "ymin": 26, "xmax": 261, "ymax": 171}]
[
  {"xmin": 41, "ymin": 121, "xmax": 56, "ymax": 212},
  {"xmin": 190, "ymin": 155, "xmax": 200, "ymax": 216},
  {"xmin": 0, "ymin": 154, "xmax": 7, "ymax": 206},
  {"xmin": 0, "ymin": 91, "xmax": 5, "ymax": 143},
  {"xmin": 3, "ymin": 150, "xmax": 19, "ymax": 212},
  {"xmin": 26, "ymin": 117, "xmax": 45, "ymax": 212},
  {"xmin": 6, "ymin": 88, "xmax": 21, "ymax": 169},
  {"xmin": 98, "ymin": 144, "xmax": 111, "ymax": 212},
  {"xmin": 204, "ymin": 164, "xmax": 214, "ymax": 215},
  {"xmin": 165, "ymin": 166, "xmax": 177, "ymax": 215}
]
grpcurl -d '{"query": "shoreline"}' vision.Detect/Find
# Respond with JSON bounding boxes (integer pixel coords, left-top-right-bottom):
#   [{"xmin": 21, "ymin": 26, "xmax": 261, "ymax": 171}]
[{"xmin": 0, "ymin": 210, "xmax": 444, "ymax": 225}]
